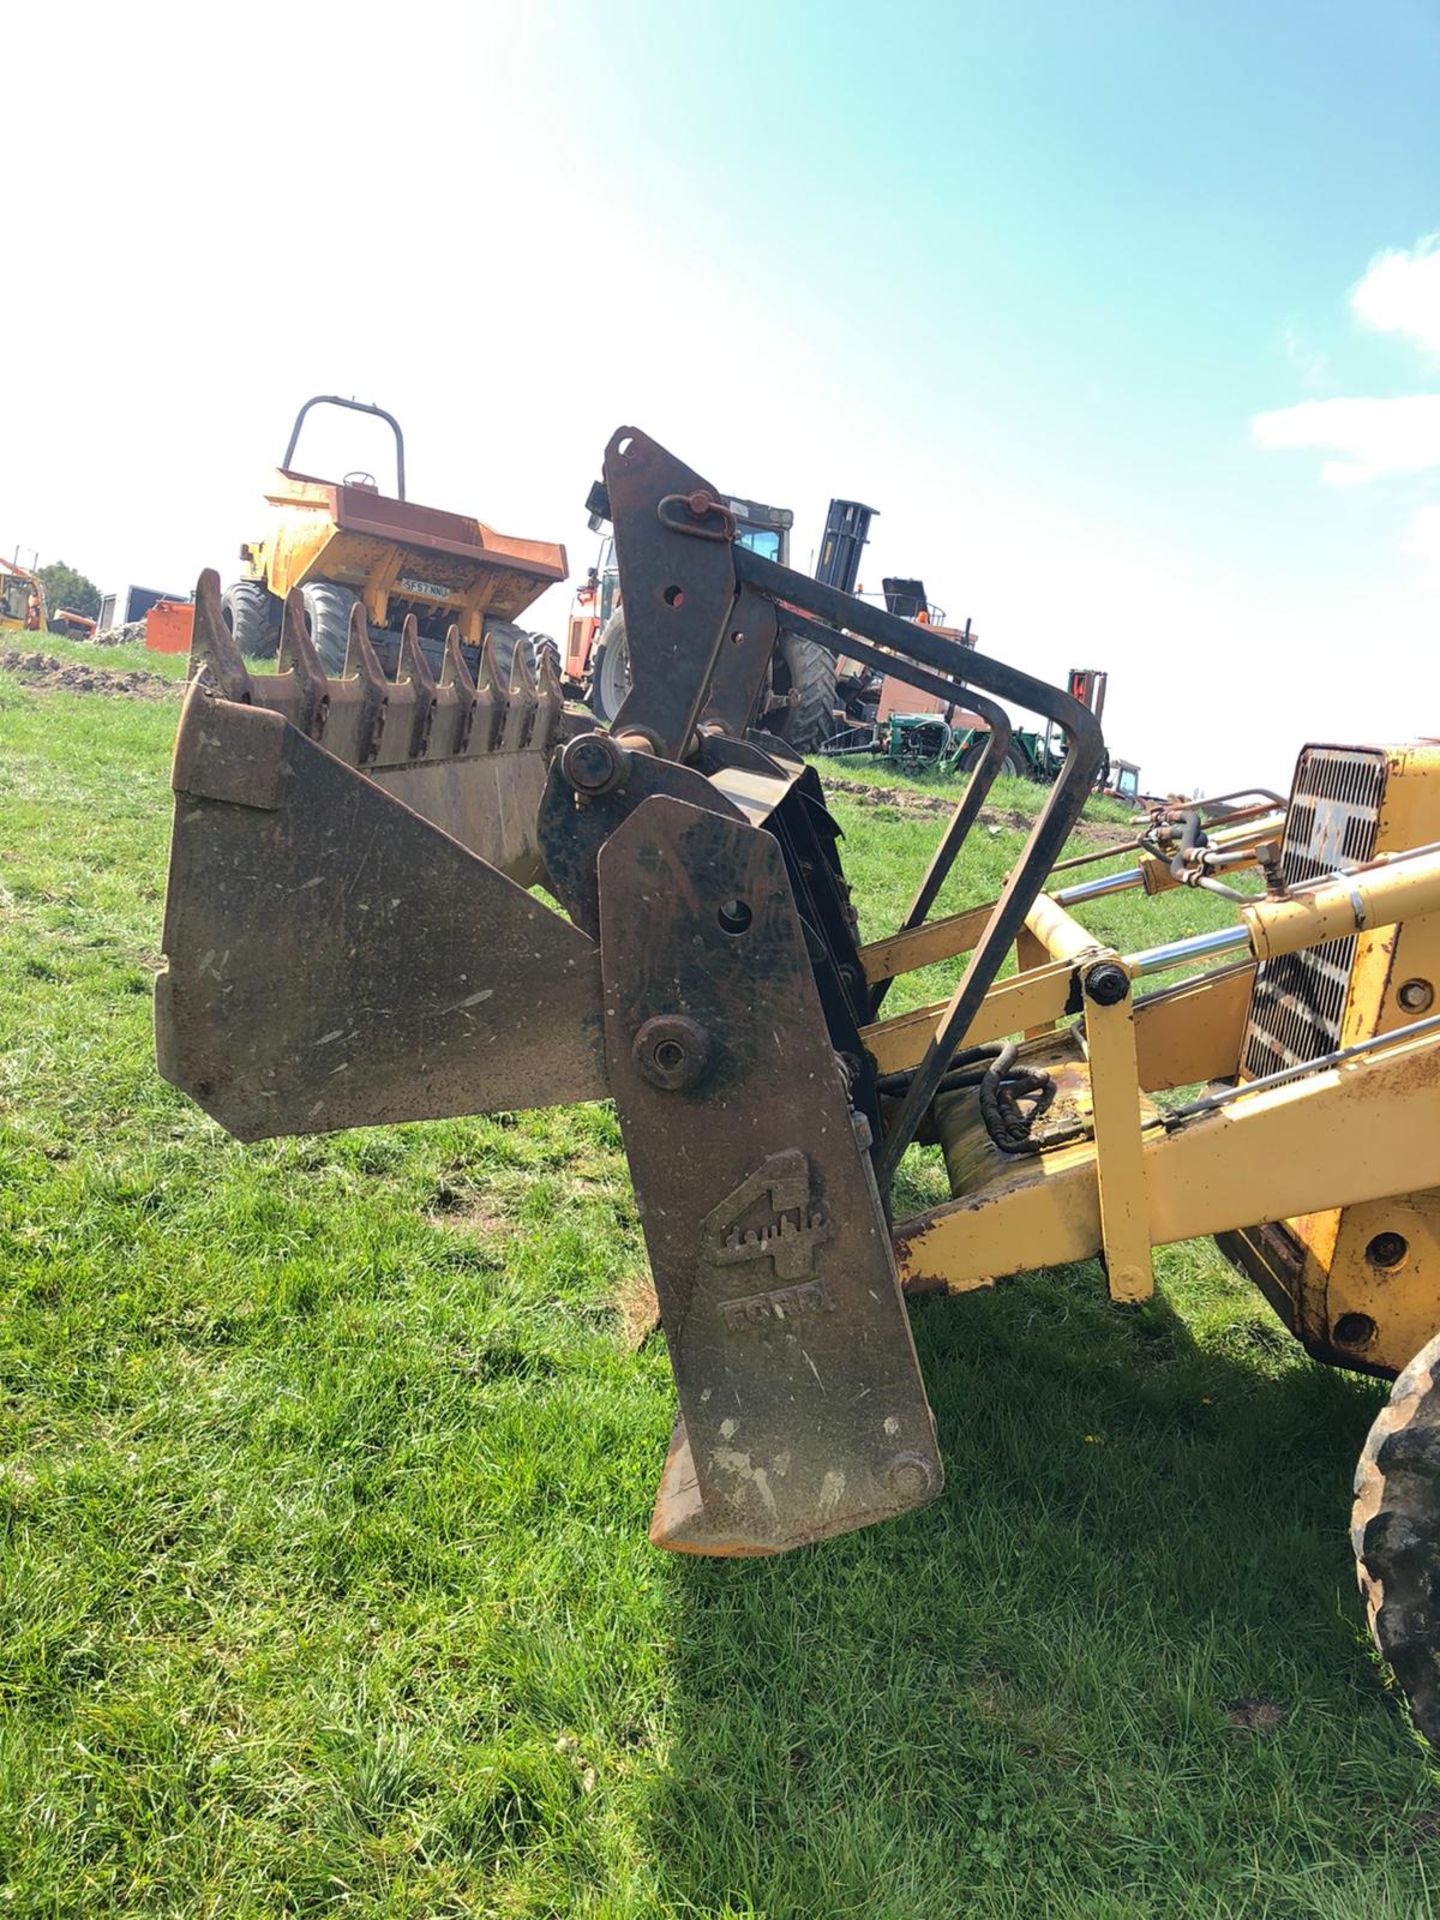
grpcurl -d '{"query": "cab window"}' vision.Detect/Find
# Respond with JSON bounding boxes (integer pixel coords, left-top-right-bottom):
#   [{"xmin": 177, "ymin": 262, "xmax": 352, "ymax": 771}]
[{"xmin": 736, "ymin": 527, "xmax": 781, "ymax": 564}]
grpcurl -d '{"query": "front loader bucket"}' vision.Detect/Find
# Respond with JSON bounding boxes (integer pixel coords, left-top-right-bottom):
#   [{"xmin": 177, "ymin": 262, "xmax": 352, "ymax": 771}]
[
  {"xmin": 155, "ymin": 574, "xmax": 605, "ymax": 1137},
  {"xmin": 157, "ymin": 423, "xmax": 974, "ymax": 1563}
]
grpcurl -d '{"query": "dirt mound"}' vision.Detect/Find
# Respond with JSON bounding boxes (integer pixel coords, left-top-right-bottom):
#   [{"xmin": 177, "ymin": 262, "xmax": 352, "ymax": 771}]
[
  {"xmin": 826, "ymin": 778, "xmax": 1131, "ymax": 845},
  {"xmin": 0, "ymin": 650, "xmax": 179, "ymax": 699}
]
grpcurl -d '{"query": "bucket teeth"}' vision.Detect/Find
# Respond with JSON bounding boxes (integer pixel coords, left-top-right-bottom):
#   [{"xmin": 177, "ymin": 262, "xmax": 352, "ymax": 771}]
[
  {"xmin": 440, "ymin": 623, "xmax": 476, "ymax": 695},
  {"xmin": 535, "ymin": 647, "xmax": 563, "ymax": 751},
  {"xmin": 439, "ymin": 624, "xmax": 478, "ymax": 754},
  {"xmin": 343, "ymin": 605, "xmax": 390, "ymax": 765},
  {"xmin": 474, "ymin": 631, "xmax": 503, "ymax": 752},
  {"xmin": 180, "ymin": 571, "xmax": 569, "ymax": 790},
  {"xmin": 277, "ymin": 589, "xmax": 329, "ymax": 738},
  {"xmin": 190, "ymin": 570, "xmax": 251, "ymax": 704},
  {"xmin": 398, "ymin": 614, "xmax": 437, "ymax": 759},
  {"xmin": 501, "ymin": 638, "xmax": 537, "ymax": 752}
]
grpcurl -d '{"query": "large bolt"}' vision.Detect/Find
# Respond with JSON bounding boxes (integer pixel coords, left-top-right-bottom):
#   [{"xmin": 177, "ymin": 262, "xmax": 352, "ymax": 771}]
[
  {"xmin": 1398, "ymin": 978, "xmax": 1435, "ymax": 1014},
  {"xmin": 633, "ymin": 1014, "xmax": 712, "ymax": 1092},
  {"xmin": 560, "ymin": 731, "xmax": 629, "ymax": 797},
  {"xmin": 1366, "ymin": 1231, "xmax": 1409, "ymax": 1270},
  {"xmin": 1084, "ymin": 961, "xmax": 1131, "ymax": 1007},
  {"xmin": 884, "ymin": 1453, "xmax": 938, "ymax": 1505}
]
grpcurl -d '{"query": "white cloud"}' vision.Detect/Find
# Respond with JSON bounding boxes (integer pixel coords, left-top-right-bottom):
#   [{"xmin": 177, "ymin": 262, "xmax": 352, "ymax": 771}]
[
  {"xmin": 1251, "ymin": 393, "xmax": 1440, "ymax": 484},
  {"xmin": 1351, "ymin": 235, "xmax": 1440, "ymax": 354}
]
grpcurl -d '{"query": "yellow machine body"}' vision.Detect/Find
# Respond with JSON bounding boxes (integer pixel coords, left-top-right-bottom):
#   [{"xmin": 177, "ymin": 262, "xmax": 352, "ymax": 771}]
[
  {"xmin": 242, "ymin": 469, "xmax": 567, "ymax": 650},
  {"xmin": 855, "ymin": 756, "xmax": 1440, "ymax": 1385},
  {"xmin": 1217, "ymin": 743, "xmax": 1440, "ymax": 1373}
]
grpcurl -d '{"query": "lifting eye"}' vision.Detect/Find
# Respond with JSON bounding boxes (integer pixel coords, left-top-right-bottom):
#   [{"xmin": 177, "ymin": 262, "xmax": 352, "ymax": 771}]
[{"xmin": 717, "ymin": 899, "xmax": 752, "ymax": 936}]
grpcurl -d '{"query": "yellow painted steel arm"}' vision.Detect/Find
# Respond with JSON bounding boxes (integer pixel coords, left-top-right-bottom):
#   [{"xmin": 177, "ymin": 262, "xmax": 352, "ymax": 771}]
[{"xmin": 893, "ymin": 1027, "xmax": 1440, "ymax": 1294}]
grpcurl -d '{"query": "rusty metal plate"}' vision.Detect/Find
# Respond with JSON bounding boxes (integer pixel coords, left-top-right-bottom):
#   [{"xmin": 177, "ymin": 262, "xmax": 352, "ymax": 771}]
[
  {"xmin": 597, "ymin": 794, "xmax": 942, "ymax": 1555},
  {"xmin": 156, "ymin": 687, "xmax": 606, "ymax": 1138},
  {"xmin": 371, "ymin": 752, "xmax": 552, "ymax": 889},
  {"xmin": 603, "ymin": 427, "xmax": 738, "ymax": 759}
]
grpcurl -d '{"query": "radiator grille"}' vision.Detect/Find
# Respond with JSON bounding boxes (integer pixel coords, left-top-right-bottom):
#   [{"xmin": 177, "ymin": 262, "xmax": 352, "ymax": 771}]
[{"xmin": 1241, "ymin": 746, "xmax": 1386, "ymax": 1078}]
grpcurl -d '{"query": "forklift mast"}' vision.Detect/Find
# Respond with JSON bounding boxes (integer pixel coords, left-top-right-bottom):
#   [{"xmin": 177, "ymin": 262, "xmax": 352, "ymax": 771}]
[{"xmin": 815, "ymin": 498, "xmax": 878, "ymax": 594}]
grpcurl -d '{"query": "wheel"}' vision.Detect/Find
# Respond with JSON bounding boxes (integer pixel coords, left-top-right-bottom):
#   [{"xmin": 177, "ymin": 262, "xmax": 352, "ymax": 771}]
[
  {"xmin": 484, "ymin": 619, "xmax": 555, "ymax": 690},
  {"xmin": 588, "ymin": 612, "xmax": 837, "ymax": 746},
  {"xmin": 221, "ymin": 579, "xmax": 281, "ymax": 660},
  {"xmin": 958, "ymin": 734, "xmax": 1025, "ymax": 779},
  {"xmin": 1353, "ymin": 1330, "xmax": 1440, "ymax": 1743},
  {"xmin": 528, "ymin": 632, "xmax": 561, "ymax": 682},
  {"xmin": 768, "ymin": 634, "xmax": 837, "ymax": 754},
  {"xmin": 589, "ymin": 608, "xmax": 632, "ymax": 723},
  {"xmin": 300, "ymin": 579, "xmax": 357, "ymax": 675}
]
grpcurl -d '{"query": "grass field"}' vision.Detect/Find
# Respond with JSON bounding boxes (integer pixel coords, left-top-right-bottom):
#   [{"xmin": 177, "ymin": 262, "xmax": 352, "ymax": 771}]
[{"xmin": 2, "ymin": 652, "xmax": 1437, "ymax": 1917}]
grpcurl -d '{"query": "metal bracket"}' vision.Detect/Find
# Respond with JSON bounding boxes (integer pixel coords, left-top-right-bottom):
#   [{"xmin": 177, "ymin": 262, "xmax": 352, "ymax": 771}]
[
  {"xmin": 1083, "ymin": 962, "xmax": 1154, "ymax": 1302},
  {"xmin": 597, "ymin": 794, "xmax": 942, "ymax": 1554}
]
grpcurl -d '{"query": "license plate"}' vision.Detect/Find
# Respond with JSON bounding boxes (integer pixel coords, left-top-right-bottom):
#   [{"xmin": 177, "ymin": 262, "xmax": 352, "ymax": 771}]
[{"xmin": 397, "ymin": 575, "xmax": 451, "ymax": 601}]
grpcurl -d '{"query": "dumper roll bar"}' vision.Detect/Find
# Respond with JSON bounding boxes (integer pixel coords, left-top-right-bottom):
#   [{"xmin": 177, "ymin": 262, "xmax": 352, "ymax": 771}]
[{"xmin": 282, "ymin": 395, "xmax": 406, "ymax": 500}]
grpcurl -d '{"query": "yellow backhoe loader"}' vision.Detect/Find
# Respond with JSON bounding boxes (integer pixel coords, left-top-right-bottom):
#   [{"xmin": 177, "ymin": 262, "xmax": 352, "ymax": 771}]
[{"xmin": 157, "ymin": 426, "xmax": 1440, "ymax": 1742}]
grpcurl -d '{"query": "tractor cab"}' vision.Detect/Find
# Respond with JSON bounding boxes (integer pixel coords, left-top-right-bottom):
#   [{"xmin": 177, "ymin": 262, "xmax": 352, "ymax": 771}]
[{"xmin": 728, "ymin": 496, "xmax": 792, "ymax": 567}]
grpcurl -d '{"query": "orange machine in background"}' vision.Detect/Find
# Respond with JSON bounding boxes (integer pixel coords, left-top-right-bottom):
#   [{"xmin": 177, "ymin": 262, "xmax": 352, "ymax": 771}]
[{"xmin": 145, "ymin": 601, "xmax": 195, "ymax": 654}]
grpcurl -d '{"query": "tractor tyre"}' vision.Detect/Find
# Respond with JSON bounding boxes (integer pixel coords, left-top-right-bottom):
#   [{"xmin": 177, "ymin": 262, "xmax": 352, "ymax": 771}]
[
  {"xmin": 301, "ymin": 580, "xmax": 358, "ymax": 676},
  {"xmin": 769, "ymin": 633, "xmax": 838, "ymax": 755},
  {"xmin": 958, "ymin": 735, "xmax": 1025, "ymax": 780},
  {"xmin": 587, "ymin": 612, "xmax": 837, "ymax": 748},
  {"xmin": 221, "ymin": 579, "xmax": 282, "ymax": 661},
  {"xmin": 589, "ymin": 609, "xmax": 632, "ymax": 724},
  {"xmin": 1352, "ymin": 1329, "xmax": 1440, "ymax": 1744}
]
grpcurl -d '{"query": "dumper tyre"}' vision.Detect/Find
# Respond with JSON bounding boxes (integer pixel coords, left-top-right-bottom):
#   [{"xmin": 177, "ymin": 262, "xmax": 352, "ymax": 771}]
[
  {"xmin": 221, "ymin": 580, "xmax": 281, "ymax": 661},
  {"xmin": 528, "ymin": 632, "xmax": 561, "ymax": 682},
  {"xmin": 484, "ymin": 620, "xmax": 557, "ymax": 691},
  {"xmin": 1353, "ymin": 1329, "xmax": 1440, "ymax": 1745},
  {"xmin": 770, "ymin": 634, "xmax": 838, "ymax": 754},
  {"xmin": 301, "ymin": 579, "xmax": 358, "ymax": 676}
]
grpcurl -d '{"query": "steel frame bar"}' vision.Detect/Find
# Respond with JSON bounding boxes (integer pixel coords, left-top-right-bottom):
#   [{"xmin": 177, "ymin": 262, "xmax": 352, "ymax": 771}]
[
  {"xmin": 730, "ymin": 548, "xmax": 1108, "ymax": 1192},
  {"xmin": 771, "ymin": 605, "xmax": 1015, "ymax": 995}
]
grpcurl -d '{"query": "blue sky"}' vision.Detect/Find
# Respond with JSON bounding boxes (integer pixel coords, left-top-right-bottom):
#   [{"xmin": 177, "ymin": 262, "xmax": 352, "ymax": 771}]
[{"xmin": 6, "ymin": 0, "xmax": 1437, "ymax": 790}]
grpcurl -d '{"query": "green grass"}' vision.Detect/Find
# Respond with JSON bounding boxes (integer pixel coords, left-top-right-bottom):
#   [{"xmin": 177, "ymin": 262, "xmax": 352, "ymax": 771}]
[{"xmin": 1, "ymin": 678, "xmax": 1436, "ymax": 1917}]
